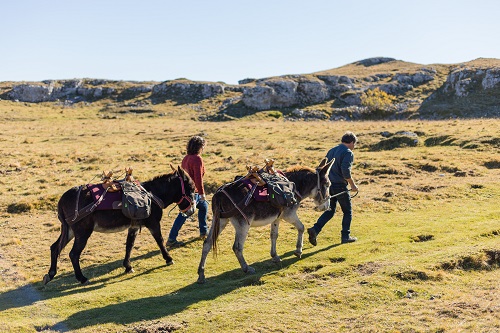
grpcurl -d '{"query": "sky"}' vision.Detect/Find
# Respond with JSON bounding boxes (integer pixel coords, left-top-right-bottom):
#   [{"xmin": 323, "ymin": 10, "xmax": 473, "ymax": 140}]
[{"xmin": 2, "ymin": 0, "xmax": 499, "ymax": 85}]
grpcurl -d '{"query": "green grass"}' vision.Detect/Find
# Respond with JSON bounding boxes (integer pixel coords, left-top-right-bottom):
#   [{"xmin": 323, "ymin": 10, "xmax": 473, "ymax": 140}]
[{"xmin": 0, "ymin": 102, "xmax": 499, "ymax": 332}]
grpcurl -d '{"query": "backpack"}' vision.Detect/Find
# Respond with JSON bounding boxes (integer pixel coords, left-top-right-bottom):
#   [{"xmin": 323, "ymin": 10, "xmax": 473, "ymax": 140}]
[
  {"xmin": 120, "ymin": 181, "xmax": 152, "ymax": 220},
  {"xmin": 259, "ymin": 172, "xmax": 298, "ymax": 207}
]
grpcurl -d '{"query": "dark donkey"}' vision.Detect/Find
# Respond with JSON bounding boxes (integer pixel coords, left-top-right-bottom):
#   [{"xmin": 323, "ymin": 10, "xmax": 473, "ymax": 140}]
[
  {"xmin": 197, "ymin": 158, "xmax": 334, "ymax": 284},
  {"xmin": 44, "ymin": 166, "xmax": 196, "ymax": 285}
]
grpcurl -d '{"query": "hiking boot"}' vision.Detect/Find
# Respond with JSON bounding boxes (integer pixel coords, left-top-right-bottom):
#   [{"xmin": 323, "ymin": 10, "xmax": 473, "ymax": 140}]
[
  {"xmin": 341, "ymin": 236, "xmax": 357, "ymax": 244},
  {"xmin": 307, "ymin": 227, "xmax": 317, "ymax": 246},
  {"xmin": 166, "ymin": 240, "xmax": 184, "ymax": 248}
]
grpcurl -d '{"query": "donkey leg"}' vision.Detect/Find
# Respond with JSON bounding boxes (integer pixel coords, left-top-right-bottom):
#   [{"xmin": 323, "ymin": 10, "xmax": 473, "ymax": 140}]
[
  {"xmin": 123, "ymin": 228, "xmax": 139, "ymax": 273},
  {"xmin": 284, "ymin": 213, "xmax": 304, "ymax": 258},
  {"xmin": 44, "ymin": 231, "xmax": 74, "ymax": 284},
  {"xmin": 232, "ymin": 220, "xmax": 255, "ymax": 274},
  {"xmin": 197, "ymin": 218, "xmax": 229, "ymax": 284},
  {"xmin": 270, "ymin": 221, "xmax": 282, "ymax": 263},
  {"xmin": 147, "ymin": 223, "xmax": 174, "ymax": 266},
  {"xmin": 69, "ymin": 233, "xmax": 92, "ymax": 284}
]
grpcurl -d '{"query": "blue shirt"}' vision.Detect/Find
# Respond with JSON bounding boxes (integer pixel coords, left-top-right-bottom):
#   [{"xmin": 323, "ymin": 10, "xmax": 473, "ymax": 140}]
[{"xmin": 325, "ymin": 143, "xmax": 354, "ymax": 185}]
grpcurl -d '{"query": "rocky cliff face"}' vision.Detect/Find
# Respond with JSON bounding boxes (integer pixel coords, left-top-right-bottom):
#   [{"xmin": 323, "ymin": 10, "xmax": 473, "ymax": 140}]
[
  {"xmin": 418, "ymin": 62, "xmax": 500, "ymax": 118},
  {"xmin": 1, "ymin": 58, "xmax": 499, "ymax": 119}
]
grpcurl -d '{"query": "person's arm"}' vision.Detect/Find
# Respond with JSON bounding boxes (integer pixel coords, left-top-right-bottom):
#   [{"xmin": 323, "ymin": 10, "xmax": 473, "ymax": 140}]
[
  {"xmin": 341, "ymin": 150, "xmax": 358, "ymax": 191},
  {"xmin": 346, "ymin": 178, "xmax": 358, "ymax": 192},
  {"xmin": 192, "ymin": 156, "xmax": 205, "ymax": 200}
]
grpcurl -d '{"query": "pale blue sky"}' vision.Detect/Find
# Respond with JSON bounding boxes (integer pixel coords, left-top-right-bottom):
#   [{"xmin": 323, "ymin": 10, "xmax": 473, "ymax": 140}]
[{"xmin": 2, "ymin": 0, "xmax": 499, "ymax": 84}]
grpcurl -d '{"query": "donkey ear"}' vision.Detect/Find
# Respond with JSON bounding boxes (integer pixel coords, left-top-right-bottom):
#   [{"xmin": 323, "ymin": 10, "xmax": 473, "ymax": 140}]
[
  {"xmin": 320, "ymin": 158, "xmax": 335, "ymax": 176},
  {"xmin": 177, "ymin": 166, "xmax": 184, "ymax": 176},
  {"xmin": 317, "ymin": 158, "xmax": 327, "ymax": 169}
]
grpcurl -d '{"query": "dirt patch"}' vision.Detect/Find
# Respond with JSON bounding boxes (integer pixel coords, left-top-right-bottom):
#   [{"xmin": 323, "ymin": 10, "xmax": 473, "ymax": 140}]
[
  {"xmin": 6, "ymin": 202, "xmax": 32, "ymax": 213},
  {"xmin": 301, "ymin": 264, "xmax": 325, "ymax": 273},
  {"xmin": 481, "ymin": 229, "xmax": 500, "ymax": 237},
  {"xmin": 370, "ymin": 135, "xmax": 418, "ymax": 151},
  {"xmin": 419, "ymin": 163, "xmax": 439, "ymax": 172},
  {"xmin": 392, "ymin": 270, "xmax": 441, "ymax": 281},
  {"xmin": 329, "ymin": 257, "xmax": 346, "ymax": 263},
  {"xmin": 440, "ymin": 249, "xmax": 500, "ymax": 271},
  {"xmin": 356, "ymin": 262, "xmax": 382, "ymax": 275},
  {"xmin": 414, "ymin": 185, "xmax": 436, "ymax": 192},
  {"xmin": 128, "ymin": 320, "xmax": 184, "ymax": 333},
  {"xmin": 484, "ymin": 160, "xmax": 500, "ymax": 169},
  {"xmin": 424, "ymin": 135, "xmax": 456, "ymax": 147},
  {"xmin": 369, "ymin": 167, "xmax": 401, "ymax": 176},
  {"xmin": 410, "ymin": 234, "xmax": 434, "ymax": 242}
]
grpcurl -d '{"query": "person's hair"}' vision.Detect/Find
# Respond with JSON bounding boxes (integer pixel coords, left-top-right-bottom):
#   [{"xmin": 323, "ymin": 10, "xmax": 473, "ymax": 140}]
[
  {"xmin": 186, "ymin": 136, "xmax": 206, "ymax": 155},
  {"xmin": 341, "ymin": 131, "xmax": 357, "ymax": 144}
]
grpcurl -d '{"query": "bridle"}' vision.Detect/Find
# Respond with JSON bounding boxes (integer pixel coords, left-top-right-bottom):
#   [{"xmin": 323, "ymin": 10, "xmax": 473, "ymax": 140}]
[
  {"xmin": 293, "ymin": 169, "xmax": 330, "ymax": 203},
  {"xmin": 316, "ymin": 169, "xmax": 330, "ymax": 203},
  {"xmin": 176, "ymin": 175, "xmax": 194, "ymax": 213}
]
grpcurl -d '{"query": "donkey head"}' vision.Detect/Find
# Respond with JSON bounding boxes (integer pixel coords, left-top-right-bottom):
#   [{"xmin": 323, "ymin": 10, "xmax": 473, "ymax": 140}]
[
  {"xmin": 172, "ymin": 165, "xmax": 197, "ymax": 217},
  {"xmin": 313, "ymin": 158, "xmax": 334, "ymax": 211}
]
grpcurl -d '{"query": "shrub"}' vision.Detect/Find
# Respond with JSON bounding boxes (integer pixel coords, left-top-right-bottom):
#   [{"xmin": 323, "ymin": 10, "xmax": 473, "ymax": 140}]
[{"xmin": 360, "ymin": 88, "xmax": 396, "ymax": 113}]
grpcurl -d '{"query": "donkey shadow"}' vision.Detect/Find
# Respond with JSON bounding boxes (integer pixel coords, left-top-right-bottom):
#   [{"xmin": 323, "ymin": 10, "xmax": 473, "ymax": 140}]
[
  {"xmin": 47, "ymin": 243, "xmax": 340, "ymax": 330},
  {"xmin": 0, "ymin": 249, "xmax": 164, "ymax": 312}
]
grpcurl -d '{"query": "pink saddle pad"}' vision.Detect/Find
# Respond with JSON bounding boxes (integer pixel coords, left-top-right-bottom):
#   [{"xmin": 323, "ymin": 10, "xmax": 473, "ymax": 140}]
[
  {"xmin": 87, "ymin": 184, "xmax": 123, "ymax": 210},
  {"xmin": 241, "ymin": 178, "xmax": 268, "ymax": 202}
]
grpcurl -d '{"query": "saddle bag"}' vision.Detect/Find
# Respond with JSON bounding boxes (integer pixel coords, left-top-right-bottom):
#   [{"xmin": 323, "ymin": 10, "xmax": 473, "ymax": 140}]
[
  {"xmin": 120, "ymin": 181, "xmax": 152, "ymax": 220},
  {"xmin": 259, "ymin": 172, "xmax": 298, "ymax": 207}
]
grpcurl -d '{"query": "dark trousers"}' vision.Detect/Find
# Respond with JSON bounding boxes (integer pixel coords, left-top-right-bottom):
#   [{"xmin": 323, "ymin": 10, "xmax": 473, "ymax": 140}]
[{"xmin": 312, "ymin": 184, "xmax": 352, "ymax": 238}]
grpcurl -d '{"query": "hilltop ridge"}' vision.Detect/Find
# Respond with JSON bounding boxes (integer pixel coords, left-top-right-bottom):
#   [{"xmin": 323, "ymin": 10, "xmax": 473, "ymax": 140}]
[{"xmin": 1, "ymin": 57, "xmax": 499, "ymax": 120}]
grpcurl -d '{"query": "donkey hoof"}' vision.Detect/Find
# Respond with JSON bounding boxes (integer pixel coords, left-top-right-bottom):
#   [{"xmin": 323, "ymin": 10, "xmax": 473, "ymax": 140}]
[
  {"xmin": 197, "ymin": 277, "xmax": 206, "ymax": 284},
  {"xmin": 245, "ymin": 266, "xmax": 256, "ymax": 275},
  {"xmin": 294, "ymin": 251, "xmax": 302, "ymax": 258},
  {"xmin": 125, "ymin": 268, "xmax": 134, "ymax": 274},
  {"xmin": 166, "ymin": 260, "xmax": 174, "ymax": 266},
  {"xmin": 272, "ymin": 256, "xmax": 282, "ymax": 263},
  {"xmin": 43, "ymin": 274, "xmax": 52, "ymax": 285}
]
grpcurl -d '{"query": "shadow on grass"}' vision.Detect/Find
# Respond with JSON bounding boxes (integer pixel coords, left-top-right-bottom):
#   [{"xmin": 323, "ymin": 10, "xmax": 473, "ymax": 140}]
[
  {"xmin": 0, "ymin": 249, "xmax": 164, "ymax": 312},
  {"xmin": 0, "ymin": 242, "xmax": 338, "ymax": 330},
  {"xmin": 55, "ymin": 243, "xmax": 337, "ymax": 330}
]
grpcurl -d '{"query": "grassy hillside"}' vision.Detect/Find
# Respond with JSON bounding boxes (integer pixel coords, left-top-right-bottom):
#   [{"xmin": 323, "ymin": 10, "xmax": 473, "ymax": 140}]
[{"xmin": 0, "ymin": 103, "xmax": 499, "ymax": 332}]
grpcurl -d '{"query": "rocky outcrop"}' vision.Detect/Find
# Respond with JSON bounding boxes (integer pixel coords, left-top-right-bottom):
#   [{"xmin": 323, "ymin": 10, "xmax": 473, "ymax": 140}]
[
  {"xmin": 418, "ymin": 63, "xmax": 500, "ymax": 118},
  {"xmin": 1, "ymin": 57, "xmax": 499, "ymax": 120},
  {"xmin": 482, "ymin": 68, "xmax": 500, "ymax": 89},
  {"xmin": 151, "ymin": 81, "xmax": 224, "ymax": 102},
  {"xmin": 443, "ymin": 67, "xmax": 500, "ymax": 97},
  {"xmin": 241, "ymin": 77, "xmax": 330, "ymax": 110},
  {"xmin": 8, "ymin": 79, "xmax": 117, "ymax": 102}
]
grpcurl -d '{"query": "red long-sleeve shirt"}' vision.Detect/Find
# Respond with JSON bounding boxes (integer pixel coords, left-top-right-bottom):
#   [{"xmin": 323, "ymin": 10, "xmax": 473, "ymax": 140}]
[{"xmin": 181, "ymin": 154, "xmax": 205, "ymax": 195}]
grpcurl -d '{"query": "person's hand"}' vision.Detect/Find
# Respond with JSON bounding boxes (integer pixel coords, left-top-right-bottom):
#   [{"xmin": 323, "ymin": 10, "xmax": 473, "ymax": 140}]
[
  {"xmin": 350, "ymin": 184, "xmax": 359, "ymax": 192},
  {"xmin": 199, "ymin": 195, "xmax": 206, "ymax": 202}
]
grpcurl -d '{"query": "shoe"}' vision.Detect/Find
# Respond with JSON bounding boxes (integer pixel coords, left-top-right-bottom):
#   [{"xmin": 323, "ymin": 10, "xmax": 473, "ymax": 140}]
[
  {"xmin": 307, "ymin": 227, "xmax": 317, "ymax": 246},
  {"xmin": 166, "ymin": 240, "xmax": 184, "ymax": 248},
  {"xmin": 341, "ymin": 236, "xmax": 357, "ymax": 244}
]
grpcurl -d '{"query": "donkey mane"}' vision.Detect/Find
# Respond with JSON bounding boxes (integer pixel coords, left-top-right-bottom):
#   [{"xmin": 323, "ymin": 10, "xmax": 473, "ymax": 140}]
[
  {"xmin": 150, "ymin": 172, "xmax": 177, "ymax": 182},
  {"xmin": 285, "ymin": 165, "xmax": 315, "ymax": 173}
]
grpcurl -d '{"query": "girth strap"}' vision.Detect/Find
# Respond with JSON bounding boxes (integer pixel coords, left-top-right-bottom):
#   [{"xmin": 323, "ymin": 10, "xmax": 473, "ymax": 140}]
[{"xmin": 219, "ymin": 188, "xmax": 251, "ymax": 224}]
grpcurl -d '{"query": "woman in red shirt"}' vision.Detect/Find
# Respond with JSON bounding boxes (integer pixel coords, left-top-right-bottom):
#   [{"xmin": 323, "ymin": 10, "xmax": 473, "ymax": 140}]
[{"xmin": 167, "ymin": 136, "xmax": 208, "ymax": 247}]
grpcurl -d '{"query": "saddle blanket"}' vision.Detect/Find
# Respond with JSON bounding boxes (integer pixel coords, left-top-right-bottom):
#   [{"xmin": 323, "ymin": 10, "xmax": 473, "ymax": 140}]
[
  {"xmin": 87, "ymin": 184, "xmax": 122, "ymax": 210},
  {"xmin": 241, "ymin": 178, "xmax": 268, "ymax": 202}
]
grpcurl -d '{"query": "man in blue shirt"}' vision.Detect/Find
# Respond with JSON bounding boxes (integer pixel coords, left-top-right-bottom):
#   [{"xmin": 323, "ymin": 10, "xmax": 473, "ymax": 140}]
[{"xmin": 308, "ymin": 131, "xmax": 359, "ymax": 245}]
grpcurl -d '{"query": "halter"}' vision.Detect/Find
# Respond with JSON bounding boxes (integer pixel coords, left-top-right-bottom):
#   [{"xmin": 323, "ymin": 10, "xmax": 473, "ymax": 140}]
[
  {"xmin": 316, "ymin": 169, "xmax": 329, "ymax": 202},
  {"xmin": 176, "ymin": 175, "xmax": 194, "ymax": 213}
]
